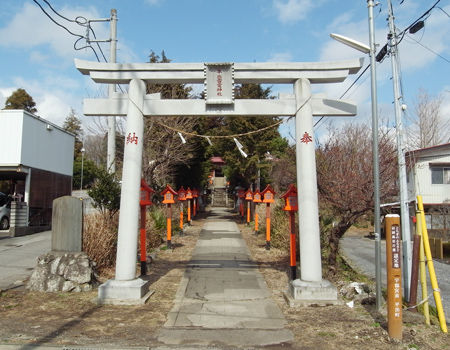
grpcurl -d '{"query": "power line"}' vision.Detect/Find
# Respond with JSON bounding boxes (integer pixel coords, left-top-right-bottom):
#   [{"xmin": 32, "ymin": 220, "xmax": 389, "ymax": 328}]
[
  {"xmin": 32, "ymin": 0, "xmax": 103, "ymax": 61},
  {"xmin": 32, "ymin": 0, "xmax": 83, "ymax": 38},
  {"xmin": 406, "ymin": 33, "xmax": 450, "ymax": 64},
  {"xmin": 314, "ymin": 64, "xmax": 371, "ymax": 128}
]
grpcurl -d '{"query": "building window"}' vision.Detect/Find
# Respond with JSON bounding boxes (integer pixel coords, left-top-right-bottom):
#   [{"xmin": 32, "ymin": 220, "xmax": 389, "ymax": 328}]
[{"xmin": 431, "ymin": 167, "xmax": 450, "ymax": 184}]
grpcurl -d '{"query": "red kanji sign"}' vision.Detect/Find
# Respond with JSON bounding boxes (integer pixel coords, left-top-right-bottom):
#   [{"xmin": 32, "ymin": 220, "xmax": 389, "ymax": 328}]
[
  {"xmin": 126, "ymin": 132, "xmax": 138, "ymax": 145},
  {"xmin": 300, "ymin": 132, "xmax": 312, "ymax": 144}
]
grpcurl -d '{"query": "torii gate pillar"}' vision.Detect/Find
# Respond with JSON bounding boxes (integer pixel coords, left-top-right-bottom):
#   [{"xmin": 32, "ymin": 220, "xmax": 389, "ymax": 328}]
[
  {"xmin": 75, "ymin": 57, "xmax": 363, "ymax": 305},
  {"xmin": 285, "ymin": 78, "xmax": 338, "ymax": 306},
  {"xmin": 97, "ymin": 79, "xmax": 152, "ymax": 305}
]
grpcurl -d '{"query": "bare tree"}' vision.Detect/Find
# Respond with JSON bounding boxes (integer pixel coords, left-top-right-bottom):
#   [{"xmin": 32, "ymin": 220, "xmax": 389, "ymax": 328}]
[
  {"xmin": 316, "ymin": 122, "xmax": 398, "ymax": 273},
  {"xmin": 142, "ymin": 116, "xmax": 200, "ymax": 188},
  {"xmin": 407, "ymin": 89, "xmax": 450, "ymax": 150}
]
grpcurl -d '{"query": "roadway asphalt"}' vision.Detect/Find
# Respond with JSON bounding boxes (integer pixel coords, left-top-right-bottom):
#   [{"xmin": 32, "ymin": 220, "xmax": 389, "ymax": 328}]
[
  {"xmin": 0, "ymin": 230, "xmax": 51, "ymax": 290},
  {"xmin": 341, "ymin": 236, "xmax": 450, "ymax": 323}
]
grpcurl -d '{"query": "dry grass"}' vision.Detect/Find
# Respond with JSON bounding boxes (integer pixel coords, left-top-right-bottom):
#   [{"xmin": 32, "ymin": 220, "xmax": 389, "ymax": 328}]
[
  {"xmin": 82, "ymin": 205, "xmax": 186, "ymax": 272},
  {"xmin": 239, "ymin": 219, "xmax": 450, "ymax": 350},
  {"xmin": 0, "ymin": 216, "xmax": 204, "ymax": 347},
  {"xmin": 83, "ymin": 212, "xmax": 119, "ymax": 270}
]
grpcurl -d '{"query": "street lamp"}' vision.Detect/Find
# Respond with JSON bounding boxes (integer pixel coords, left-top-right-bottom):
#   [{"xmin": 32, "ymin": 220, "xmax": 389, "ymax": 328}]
[
  {"xmin": 329, "ymin": 0, "xmax": 382, "ymax": 310},
  {"xmin": 80, "ymin": 147, "xmax": 85, "ymax": 191}
]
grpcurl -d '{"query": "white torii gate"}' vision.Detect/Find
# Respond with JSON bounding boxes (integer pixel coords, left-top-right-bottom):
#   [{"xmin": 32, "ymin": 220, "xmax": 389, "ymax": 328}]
[{"xmin": 75, "ymin": 58, "xmax": 364, "ymax": 304}]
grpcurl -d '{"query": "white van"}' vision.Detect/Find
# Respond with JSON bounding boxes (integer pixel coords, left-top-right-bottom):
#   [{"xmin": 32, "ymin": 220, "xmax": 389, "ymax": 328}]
[{"xmin": 0, "ymin": 192, "xmax": 11, "ymax": 230}]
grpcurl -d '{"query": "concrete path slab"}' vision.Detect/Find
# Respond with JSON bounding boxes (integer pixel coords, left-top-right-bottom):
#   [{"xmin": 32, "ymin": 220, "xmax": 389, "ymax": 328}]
[
  {"xmin": 0, "ymin": 230, "xmax": 51, "ymax": 290},
  {"xmin": 158, "ymin": 208, "xmax": 293, "ymax": 348}
]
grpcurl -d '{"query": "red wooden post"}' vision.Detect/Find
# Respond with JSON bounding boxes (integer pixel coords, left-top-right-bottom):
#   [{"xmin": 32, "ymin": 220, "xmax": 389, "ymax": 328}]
[
  {"xmin": 161, "ymin": 185, "xmax": 178, "ymax": 249},
  {"xmin": 245, "ymin": 189, "xmax": 253, "ymax": 226},
  {"xmin": 282, "ymin": 184, "xmax": 298, "ymax": 280},
  {"xmin": 186, "ymin": 188, "xmax": 193, "ymax": 224},
  {"xmin": 192, "ymin": 188, "xmax": 199, "ymax": 217},
  {"xmin": 177, "ymin": 187, "xmax": 187, "ymax": 234},
  {"xmin": 140, "ymin": 206, "xmax": 146, "ymax": 274},
  {"xmin": 261, "ymin": 185, "xmax": 275, "ymax": 250},
  {"xmin": 139, "ymin": 179, "xmax": 154, "ymax": 276},
  {"xmin": 238, "ymin": 189, "xmax": 245, "ymax": 221},
  {"xmin": 253, "ymin": 189, "xmax": 262, "ymax": 234}
]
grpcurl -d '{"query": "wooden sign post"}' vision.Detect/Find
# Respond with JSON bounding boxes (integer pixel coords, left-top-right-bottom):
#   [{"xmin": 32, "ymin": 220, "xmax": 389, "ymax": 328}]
[
  {"xmin": 385, "ymin": 214, "xmax": 402, "ymax": 340},
  {"xmin": 161, "ymin": 185, "xmax": 178, "ymax": 249},
  {"xmin": 139, "ymin": 179, "xmax": 154, "ymax": 275}
]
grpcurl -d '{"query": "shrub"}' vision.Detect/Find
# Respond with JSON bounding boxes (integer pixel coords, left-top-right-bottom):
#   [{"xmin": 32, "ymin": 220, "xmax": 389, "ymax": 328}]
[
  {"xmin": 83, "ymin": 211, "xmax": 119, "ymax": 270},
  {"xmin": 256, "ymin": 201, "xmax": 290, "ymax": 250},
  {"xmin": 87, "ymin": 168, "xmax": 121, "ymax": 217}
]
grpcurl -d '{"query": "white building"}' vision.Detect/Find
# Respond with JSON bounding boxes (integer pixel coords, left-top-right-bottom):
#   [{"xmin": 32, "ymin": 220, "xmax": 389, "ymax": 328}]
[
  {"xmin": 406, "ymin": 143, "xmax": 450, "ymax": 236},
  {"xmin": 0, "ymin": 109, "xmax": 74, "ymax": 231}
]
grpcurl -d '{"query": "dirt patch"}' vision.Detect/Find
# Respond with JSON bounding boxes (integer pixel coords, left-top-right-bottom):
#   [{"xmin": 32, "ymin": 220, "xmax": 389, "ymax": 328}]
[
  {"xmin": 239, "ymin": 221, "xmax": 450, "ymax": 350},
  {"xmin": 0, "ymin": 214, "xmax": 204, "ymax": 348}
]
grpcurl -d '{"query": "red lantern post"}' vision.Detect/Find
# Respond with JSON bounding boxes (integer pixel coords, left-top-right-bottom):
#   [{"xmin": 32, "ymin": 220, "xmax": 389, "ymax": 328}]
[
  {"xmin": 139, "ymin": 179, "xmax": 154, "ymax": 275},
  {"xmin": 238, "ymin": 189, "xmax": 245, "ymax": 221},
  {"xmin": 245, "ymin": 189, "xmax": 253, "ymax": 226},
  {"xmin": 192, "ymin": 188, "xmax": 199, "ymax": 217},
  {"xmin": 177, "ymin": 187, "xmax": 187, "ymax": 234},
  {"xmin": 253, "ymin": 189, "xmax": 262, "ymax": 234},
  {"xmin": 281, "ymin": 184, "xmax": 298, "ymax": 280},
  {"xmin": 261, "ymin": 184, "xmax": 276, "ymax": 250},
  {"xmin": 186, "ymin": 187, "xmax": 193, "ymax": 225},
  {"xmin": 161, "ymin": 185, "xmax": 178, "ymax": 249}
]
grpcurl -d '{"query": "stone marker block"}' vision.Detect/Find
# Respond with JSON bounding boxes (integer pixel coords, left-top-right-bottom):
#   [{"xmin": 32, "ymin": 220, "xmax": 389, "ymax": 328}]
[{"xmin": 52, "ymin": 196, "xmax": 83, "ymax": 252}]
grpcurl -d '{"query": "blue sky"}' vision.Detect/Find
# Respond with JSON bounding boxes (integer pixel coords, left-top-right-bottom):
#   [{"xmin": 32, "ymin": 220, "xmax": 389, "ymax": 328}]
[{"xmin": 0, "ymin": 0, "xmax": 449, "ymax": 141}]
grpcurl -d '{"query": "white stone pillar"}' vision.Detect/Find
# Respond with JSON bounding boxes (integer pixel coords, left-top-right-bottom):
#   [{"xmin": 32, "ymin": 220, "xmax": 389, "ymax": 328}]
[
  {"xmin": 115, "ymin": 79, "xmax": 146, "ymax": 281},
  {"xmin": 294, "ymin": 78, "xmax": 322, "ymax": 282}
]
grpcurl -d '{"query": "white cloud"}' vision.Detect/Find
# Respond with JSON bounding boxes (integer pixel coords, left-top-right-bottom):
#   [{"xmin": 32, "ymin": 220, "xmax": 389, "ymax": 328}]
[
  {"xmin": 0, "ymin": 87, "xmax": 15, "ymax": 109},
  {"xmin": 11, "ymin": 76, "xmax": 83, "ymax": 126},
  {"xmin": 440, "ymin": 88, "xmax": 450, "ymax": 124},
  {"xmin": 145, "ymin": 0, "xmax": 164, "ymax": 5},
  {"xmin": 273, "ymin": 0, "xmax": 316, "ymax": 24},
  {"xmin": 0, "ymin": 3, "xmax": 104, "ymax": 63},
  {"xmin": 267, "ymin": 52, "xmax": 293, "ymax": 62},
  {"xmin": 0, "ymin": 2, "xmax": 138, "ymax": 64}
]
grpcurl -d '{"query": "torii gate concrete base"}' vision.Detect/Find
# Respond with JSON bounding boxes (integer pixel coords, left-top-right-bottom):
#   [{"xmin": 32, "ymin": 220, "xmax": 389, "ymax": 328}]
[
  {"xmin": 75, "ymin": 58, "xmax": 363, "ymax": 305},
  {"xmin": 97, "ymin": 278, "xmax": 153, "ymax": 305},
  {"xmin": 284, "ymin": 280, "xmax": 339, "ymax": 307}
]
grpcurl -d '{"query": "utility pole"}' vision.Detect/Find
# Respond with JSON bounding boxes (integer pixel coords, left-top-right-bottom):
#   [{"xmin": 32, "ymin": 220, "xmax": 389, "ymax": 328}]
[
  {"xmin": 107, "ymin": 9, "xmax": 117, "ymax": 174},
  {"xmin": 387, "ymin": 0, "xmax": 412, "ymax": 301},
  {"xmin": 367, "ymin": 0, "xmax": 382, "ymax": 311}
]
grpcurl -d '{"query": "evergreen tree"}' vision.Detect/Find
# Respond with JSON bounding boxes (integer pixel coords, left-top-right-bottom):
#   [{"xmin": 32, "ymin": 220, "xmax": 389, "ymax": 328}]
[
  {"xmin": 62, "ymin": 108, "xmax": 84, "ymax": 158},
  {"xmin": 199, "ymin": 83, "xmax": 288, "ymax": 190},
  {"xmin": 3, "ymin": 88, "xmax": 37, "ymax": 114}
]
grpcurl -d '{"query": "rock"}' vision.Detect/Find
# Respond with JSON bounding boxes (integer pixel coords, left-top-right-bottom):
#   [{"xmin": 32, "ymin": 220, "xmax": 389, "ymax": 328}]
[
  {"xmin": 64, "ymin": 264, "xmax": 91, "ymax": 284},
  {"xmin": 340, "ymin": 282, "xmax": 372, "ymax": 301},
  {"xmin": 26, "ymin": 252, "xmax": 97, "ymax": 293},
  {"xmin": 80, "ymin": 283, "xmax": 92, "ymax": 292},
  {"xmin": 62, "ymin": 280, "xmax": 77, "ymax": 292},
  {"xmin": 27, "ymin": 266, "xmax": 48, "ymax": 292},
  {"xmin": 46, "ymin": 275, "xmax": 64, "ymax": 292},
  {"xmin": 50, "ymin": 256, "xmax": 62, "ymax": 275}
]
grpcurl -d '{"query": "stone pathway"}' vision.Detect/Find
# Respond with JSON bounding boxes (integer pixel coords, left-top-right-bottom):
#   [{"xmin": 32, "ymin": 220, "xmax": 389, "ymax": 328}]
[{"xmin": 157, "ymin": 207, "xmax": 293, "ymax": 348}]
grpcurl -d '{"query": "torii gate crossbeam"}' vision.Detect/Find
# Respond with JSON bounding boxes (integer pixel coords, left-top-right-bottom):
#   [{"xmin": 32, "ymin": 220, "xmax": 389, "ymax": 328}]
[{"xmin": 76, "ymin": 58, "xmax": 364, "ymax": 305}]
